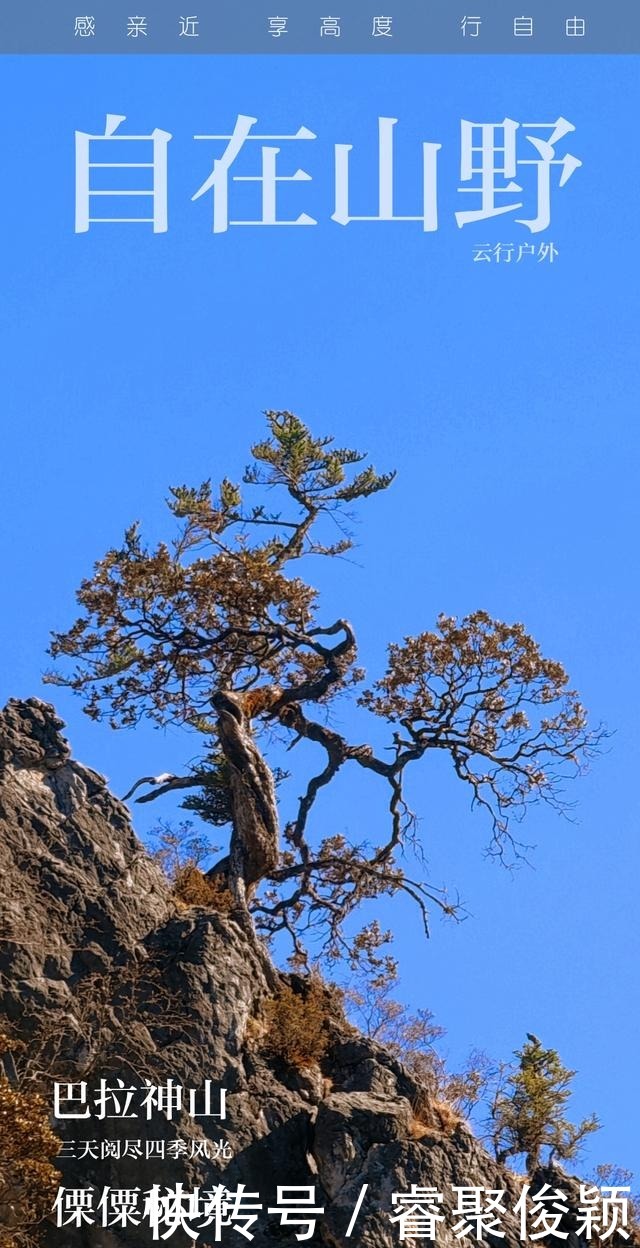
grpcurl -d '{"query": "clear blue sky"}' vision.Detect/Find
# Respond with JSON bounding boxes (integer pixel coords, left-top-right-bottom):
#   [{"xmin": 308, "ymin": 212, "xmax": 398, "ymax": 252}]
[{"xmin": 1, "ymin": 53, "xmax": 638, "ymax": 1177}]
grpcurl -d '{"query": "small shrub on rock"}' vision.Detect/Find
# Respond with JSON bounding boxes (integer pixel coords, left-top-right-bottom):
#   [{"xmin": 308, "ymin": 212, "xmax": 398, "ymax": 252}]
[
  {"xmin": 173, "ymin": 865, "xmax": 234, "ymax": 911},
  {"xmin": 262, "ymin": 979, "xmax": 334, "ymax": 1070}
]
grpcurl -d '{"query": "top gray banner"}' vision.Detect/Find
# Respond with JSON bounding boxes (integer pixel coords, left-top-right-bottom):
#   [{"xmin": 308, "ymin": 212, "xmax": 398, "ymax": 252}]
[{"xmin": 0, "ymin": 0, "xmax": 637, "ymax": 52}]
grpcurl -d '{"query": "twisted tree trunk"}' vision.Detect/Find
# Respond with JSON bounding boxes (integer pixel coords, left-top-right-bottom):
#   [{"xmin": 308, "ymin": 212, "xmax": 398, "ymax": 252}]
[{"xmin": 210, "ymin": 690, "xmax": 280, "ymax": 909}]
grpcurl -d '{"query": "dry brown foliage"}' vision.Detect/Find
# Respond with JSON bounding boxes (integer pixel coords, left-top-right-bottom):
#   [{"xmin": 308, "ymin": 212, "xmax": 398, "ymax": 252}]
[
  {"xmin": 174, "ymin": 864, "xmax": 234, "ymax": 911},
  {"xmin": 149, "ymin": 820, "xmax": 233, "ymax": 911},
  {"xmin": 408, "ymin": 1091, "xmax": 463, "ymax": 1140},
  {"xmin": 432, "ymin": 1099, "xmax": 464, "ymax": 1135},
  {"xmin": 0, "ymin": 1074, "xmax": 61, "ymax": 1248},
  {"xmin": 262, "ymin": 979, "xmax": 335, "ymax": 1070}
]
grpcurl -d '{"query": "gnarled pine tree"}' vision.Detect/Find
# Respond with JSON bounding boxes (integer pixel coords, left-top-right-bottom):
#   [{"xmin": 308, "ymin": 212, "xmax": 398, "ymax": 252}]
[{"xmin": 47, "ymin": 412, "xmax": 603, "ymax": 966}]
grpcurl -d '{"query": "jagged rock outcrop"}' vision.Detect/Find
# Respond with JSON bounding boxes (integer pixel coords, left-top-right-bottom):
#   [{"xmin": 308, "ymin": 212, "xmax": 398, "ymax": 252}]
[{"xmin": 0, "ymin": 700, "xmax": 600, "ymax": 1247}]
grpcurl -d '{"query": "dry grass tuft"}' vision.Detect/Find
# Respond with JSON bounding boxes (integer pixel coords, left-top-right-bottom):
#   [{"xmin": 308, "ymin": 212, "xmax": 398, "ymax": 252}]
[
  {"xmin": 173, "ymin": 865, "xmax": 234, "ymax": 911},
  {"xmin": 408, "ymin": 1089, "xmax": 464, "ymax": 1140},
  {"xmin": 261, "ymin": 979, "xmax": 333, "ymax": 1070}
]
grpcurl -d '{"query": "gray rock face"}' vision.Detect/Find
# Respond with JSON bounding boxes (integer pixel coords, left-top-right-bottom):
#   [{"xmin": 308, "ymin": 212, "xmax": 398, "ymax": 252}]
[{"xmin": 0, "ymin": 700, "xmax": 600, "ymax": 1248}]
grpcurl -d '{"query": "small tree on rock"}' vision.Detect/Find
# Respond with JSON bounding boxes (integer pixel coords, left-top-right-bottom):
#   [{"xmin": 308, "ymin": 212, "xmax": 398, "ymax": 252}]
[{"xmin": 489, "ymin": 1035, "xmax": 600, "ymax": 1172}]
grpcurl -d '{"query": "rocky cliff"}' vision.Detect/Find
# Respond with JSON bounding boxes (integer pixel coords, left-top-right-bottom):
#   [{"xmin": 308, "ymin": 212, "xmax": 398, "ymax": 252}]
[{"xmin": 0, "ymin": 699, "xmax": 601, "ymax": 1247}]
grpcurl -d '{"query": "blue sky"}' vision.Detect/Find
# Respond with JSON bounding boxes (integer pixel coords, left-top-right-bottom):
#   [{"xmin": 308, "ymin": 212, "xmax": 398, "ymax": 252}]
[{"xmin": 1, "ymin": 53, "xmax": 638, "ymax": 1177}]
